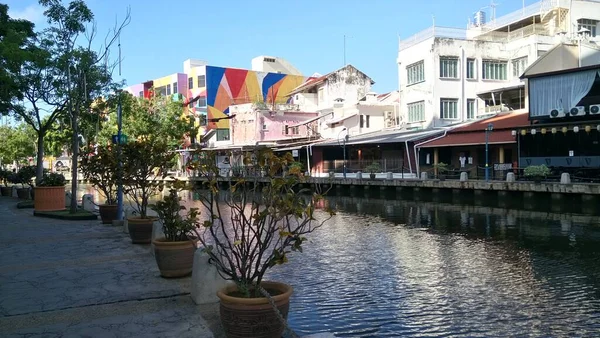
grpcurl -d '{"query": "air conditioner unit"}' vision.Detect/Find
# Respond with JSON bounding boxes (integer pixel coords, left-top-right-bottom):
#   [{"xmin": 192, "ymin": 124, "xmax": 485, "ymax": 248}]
[
  {"xmin": 384, "ymin": 111, "xmax": 394, "ymax": 120},
  {"xmin": 590, "ymin": 104, "xmax": 600, "ymax": 115},
  {"xmin": 385, "ymin": 120, "xmax": 395, "ymax": 128},
  {"xmin": 549, "ymin": 108, "xmax": 565, "ymax": 118},
  {"xmin": 569, "ymin": 106, "xmax": 584, "ymax": 117}
]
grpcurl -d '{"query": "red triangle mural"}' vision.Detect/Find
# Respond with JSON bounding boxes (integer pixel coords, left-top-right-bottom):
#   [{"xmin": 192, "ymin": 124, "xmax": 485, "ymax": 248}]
[{"xmin": 224, "ymin": 68, "xmax": 248, "ymax": 99}]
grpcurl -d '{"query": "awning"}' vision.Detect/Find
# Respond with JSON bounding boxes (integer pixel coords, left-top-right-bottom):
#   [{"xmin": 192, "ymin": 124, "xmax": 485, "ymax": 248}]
[
  {"xmin": 325, "ymin": 113, "xmax": 358, "ymax": 125},
  {"xmin": 315, "ymin": 129, "xmax": 445, "ymax": 147},
  {"xmin": 418, "ymin": 130, "xmax": 516, "ymax": 148}
]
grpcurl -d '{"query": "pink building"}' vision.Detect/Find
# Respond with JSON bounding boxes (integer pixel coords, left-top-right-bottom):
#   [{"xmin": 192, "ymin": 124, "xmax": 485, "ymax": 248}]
[{"xmin": 229, "ymin": 103, "xmax": 319, "ymax": 145}]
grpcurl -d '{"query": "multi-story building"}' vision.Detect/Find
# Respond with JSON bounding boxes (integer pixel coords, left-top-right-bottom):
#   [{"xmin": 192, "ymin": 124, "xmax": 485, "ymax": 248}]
[
  {"xmin": 397, "ymin": 0, "xmax": 600, "ymax": 130},
  {"xmin": 125, "ymin": 56, "xmax": 309, "ymax": 144}
]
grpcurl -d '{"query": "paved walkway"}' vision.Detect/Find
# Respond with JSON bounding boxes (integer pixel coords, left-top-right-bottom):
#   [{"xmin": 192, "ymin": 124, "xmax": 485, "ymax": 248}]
[{"xmin": 0, "ymin": 196, "xmax": 217, "ymax": 337}]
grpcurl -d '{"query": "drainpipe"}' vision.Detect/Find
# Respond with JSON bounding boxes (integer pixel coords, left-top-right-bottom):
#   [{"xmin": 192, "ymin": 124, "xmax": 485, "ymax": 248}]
[
  {"xmin": 306, "ymin": 145, "xmax": 311, "ymax": 175},
  {"xmin": 413, "ymin": 129, "xmax": 448, "ymax": 177}
]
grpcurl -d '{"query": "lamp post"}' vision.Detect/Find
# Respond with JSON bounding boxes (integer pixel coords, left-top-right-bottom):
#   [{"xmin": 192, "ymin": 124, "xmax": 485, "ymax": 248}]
[
  {"xmin": 485, "ymin": 122, "xmax": 494, "ymax": 182},
  {"xmin": 116, "ymin": 91, "xmax": 124, "ymax": 221},
  {"xmin": 338, "ymin": 127, "xmax": 349, "ymax": 178}
]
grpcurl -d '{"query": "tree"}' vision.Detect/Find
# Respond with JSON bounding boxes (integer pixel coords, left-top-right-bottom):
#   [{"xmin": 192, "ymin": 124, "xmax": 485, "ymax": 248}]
[
  {"xmin": 0, "ymin": 4, "xmax": 36, "ymax": 115},
  {"xmin": 0, "ymin": 124, "xmax": 36, "ymax": 168},
  {"xmin": 39, "ymin": 0, "xmax": 130, "ymax": 213}
]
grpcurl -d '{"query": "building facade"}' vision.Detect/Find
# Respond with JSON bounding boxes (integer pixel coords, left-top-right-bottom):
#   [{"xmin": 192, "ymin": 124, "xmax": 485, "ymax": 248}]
[{"xmin": 397, "ymin": 0, "xmax": 600, "ymax": 130}]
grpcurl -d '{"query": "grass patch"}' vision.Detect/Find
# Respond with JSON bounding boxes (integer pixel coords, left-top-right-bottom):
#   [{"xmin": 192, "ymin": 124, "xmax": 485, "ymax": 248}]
[
  {"xmin": 16, "ymin": 200, "xmax": 34, "ymax": 209},
  {"xmin": 34, "ymin": 209, "xmax": 98, "ymax": 220}
]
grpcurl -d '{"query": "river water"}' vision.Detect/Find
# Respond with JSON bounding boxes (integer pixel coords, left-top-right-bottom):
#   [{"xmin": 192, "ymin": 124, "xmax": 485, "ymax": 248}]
[{"xmin": 77, "ymin": 186, "xmax": 600, "ymax": 337}]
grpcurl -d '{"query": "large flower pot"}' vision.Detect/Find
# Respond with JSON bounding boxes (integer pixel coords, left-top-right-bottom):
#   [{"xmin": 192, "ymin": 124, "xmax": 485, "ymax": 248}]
[
  {"xmin": 0, "ymin": 186, "xmax": 12, "ymax": 197},
  {"xmin": 127, "ymin": 217, "xmax": 154, "ymax": 244},
  {"xmin": 34, "ymin": 186, "xmax": 66, "ymax": 212},
  {"xmin": 217, "ymin": 281, "xmax": 293, "ymax": 338},
  {"xmin": 152, "ymin": 237, "xmax": 197, "ymax": 278},
  {"xmin": 16, "ymin": 188, "xmax": 30, "ymax": 200},
  {"xmin": 99, "ymin": 204, "xmax": 119, "ymax": 224}
]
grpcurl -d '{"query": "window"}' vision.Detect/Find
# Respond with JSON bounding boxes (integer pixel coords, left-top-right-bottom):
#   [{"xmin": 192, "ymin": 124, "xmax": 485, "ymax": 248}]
[
  {"xmin": 439, "ymin": 57, "xmax": 459, "ymax": 79},
  {"xmin": 407, "ymin": 60, "xmax": 425, "ymax": 85},
  {"xmin": 262, "ymin": 123, "xmax": 268, "ymax": 130},
  {"xmin": 407, "ymin": 101, "xmax": 425, "ymax": 123},
  {"xmin": 511, "ymin": 57, "xmax": 528, "ymax": 78},
  {"xmin": 291, "ymin": 126, "xmax": 299, "ymax": 135},
  {"xmin": 466, "ymin": 58, "xmax": 476, "ymax": 79},
  {"xmin": 578, "ymin": 19, "xmax": 598, "ymax": 37},
  {"xmin": 197, "ymin": 97, "xmax": 207, "ymax": 107},
  {"xmin": 360, "ymin": 115, "xmax": 370, "ymax": 128},
  {"xmin": 188, "ymin": 77, "xmax": 193, "ymax": 89},
  {"xmin": 440, "ymin": 98, "xmax": 458, "ymax": 119},
  {"xmin": 318, "ymin": 88, "xmax": 325, "ymax": 104},
  {"xmin": 216, "ymin": 129, "xmax": 230, "ymax": 141},
  {"xmin": 156, "ymin": 86, "xmax": 167, "ymax": 96},
  {"xmin": 197, "ymin": 75, "xmax": 206, "ymax": 87},
  {"xmin": 172, "ymin": 82, "xmax": 178, "ymax": 94},
  {"xmin": 138, "ymin": 91, "xmax": 143, "ymax": 98},
  {"xmin": 284, "ymin": 125, "xmax": 289, "ymax": 135},
  {"xmin": 467, "ymin": 99, "xmax": 476, "ymax": 119},
  {"xmin": 482, "ymin": 60, "xmax": 507, "ymax": 80},
  {"xmin": 264, "ymin": 57, "xmax": 276, "ymax": 62},
  {"xmin": 166, "ymin": 85, "xmax": 171, "ymax": 95}
]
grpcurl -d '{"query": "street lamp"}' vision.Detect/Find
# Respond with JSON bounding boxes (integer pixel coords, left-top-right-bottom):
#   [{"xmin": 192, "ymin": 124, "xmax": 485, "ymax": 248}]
[
  {"xmin": 338, "ymin": 127, "xmax": 349, "ymax": 178},
  {"xmin": 485, "ymin": 122, "xmax": 494, "ymax": 181},
  {"xmin": 116, "ymin": 90, "xmax": 124, "ymax": 221}
]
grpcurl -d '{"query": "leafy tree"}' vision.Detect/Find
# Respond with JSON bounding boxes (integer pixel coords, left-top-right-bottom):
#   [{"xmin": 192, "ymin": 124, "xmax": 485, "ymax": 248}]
[
  {"xmin": 0, "ymin": 124, "xmax": 36, "ymax": 167},
  {"xmin": 0, "ymin": 4, "xmax": 36, "ymax": 115}
]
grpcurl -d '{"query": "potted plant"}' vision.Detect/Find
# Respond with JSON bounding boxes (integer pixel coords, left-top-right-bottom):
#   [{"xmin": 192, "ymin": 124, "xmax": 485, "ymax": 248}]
[
  {"xmin": 122, "ymin": 140, "xmax": 176, "ymax": 244},
  {"xmin": 80, "ymin": 145, "xmax": 119, "ymax": 224},
  {"xmin": 34, "ymin": 172, "xmax": 66, "ymax": 212},
  {"xmin": 0, "ymin": 169, "xmax": 12, "ymax": 196},
  {"xmin": 16, "ymin": 166, "xmax": 36, "ymax": 199},
  {"xmin": 193, "ymin": 150, "xmax": 334, "ymax": 338},
  {"xmin": 524, "ymin": 164, "xmax": 550, "ymax": 184},
  {"xmin": 434, "ymin": 162, "xmax": 449, "ymax": 180},
  {"xmin": 150, "ymin": 181, "xmax": 199, "ymax": 278},
  {"xmin": 365, "ymin": 161, "xmax": 381, "ymax": 180}
]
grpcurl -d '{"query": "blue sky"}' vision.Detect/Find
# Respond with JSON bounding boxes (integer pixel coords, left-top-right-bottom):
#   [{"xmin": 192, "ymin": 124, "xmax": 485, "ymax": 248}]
[{"xmin": 6, "ymin": 0, "xmax": 537, "ymax": 93}]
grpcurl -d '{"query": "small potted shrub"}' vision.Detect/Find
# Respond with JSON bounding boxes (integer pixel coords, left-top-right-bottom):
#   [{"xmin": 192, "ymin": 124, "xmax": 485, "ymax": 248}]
[
  {"xmin": 434, "ymin": 162, "xmax": 449, "ymax": 181},
  {"xmin": 16, "ymin": 166, "xmax": 36, "ymax": 199},
  {"xmin": 194, "ymin": 150, "xmax": 334, "ymax": 337},
  {"xmin": 0, "ymin": 169, "xmax": 12, "ymax": 197},
  {"xmin": 80, "ymin": 145, "xmax": 119, "ymax": 224},
  {"xmin": 122, "ymin": 140, "xmax": 176, "ymax": 244},
  {"xmin": 524, "ymin": 164, "xmax": 550, "ymax": 183},
  {"xmin": 365, "ymin": 162, "xmax": 381, "ymax": 180},
  {"xmin": 150, "ymin": 182, "xmax": 199, "ymax": 278},
  {"xmin": 34, "ymin": 172, "xmax": 66, "ymax": 212}
]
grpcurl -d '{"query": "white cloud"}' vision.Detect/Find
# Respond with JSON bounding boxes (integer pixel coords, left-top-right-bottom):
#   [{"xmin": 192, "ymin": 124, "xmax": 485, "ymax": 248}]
[{"xmin": 8, "ymin": 4, "xmax": 45, "ymax": 24}]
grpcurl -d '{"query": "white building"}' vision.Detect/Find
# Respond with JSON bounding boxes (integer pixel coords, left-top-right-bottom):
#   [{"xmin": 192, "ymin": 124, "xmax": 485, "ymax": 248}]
[
  {"xmin": 397, "ymin": 0, "xmax": 600, "ymax": 130},
  {"xmin": 251, "ymin": 56, "xmax": 303, "ymax": 75},
  {"xmin": 287, "ymin": 64, "xmax": 401, "ymax": 139}
]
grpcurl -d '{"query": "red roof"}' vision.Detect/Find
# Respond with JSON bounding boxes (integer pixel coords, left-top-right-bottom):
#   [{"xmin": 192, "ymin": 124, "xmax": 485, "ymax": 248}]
[
  {"xmin": 419, "ymin": 112, "xmax": 529, "ymax": 148},
  {"xmin": 420, "ymin": 130, "xmax": 516, "ymax": 148}
]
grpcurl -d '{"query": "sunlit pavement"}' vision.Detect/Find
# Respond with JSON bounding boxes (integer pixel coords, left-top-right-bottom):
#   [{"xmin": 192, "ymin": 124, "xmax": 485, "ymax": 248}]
[{"xmin": 0, "ymin": 196, "xmax": 215, "ymax": 337}]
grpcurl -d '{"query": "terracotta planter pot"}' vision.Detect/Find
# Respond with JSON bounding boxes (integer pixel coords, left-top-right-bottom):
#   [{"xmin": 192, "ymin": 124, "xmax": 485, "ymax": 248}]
[
  {"xmin": 152, "ymin": 237, "xmax": 197, "ymax": 278},
  {"xmin": 0, "ymin": 186, "xmax": 12, "ymax": 197},
  {"xmin": 99, "ymin": 204, "xmax": 119, "ymax": 224},
  {"xmin": 34, "ymin": 186, "xmax": 66, "ymax": 212},
  {"xmin": 16, "ymin": 188, "xmax": 30, "ymax": 200},
  {"xmin": 127, "ymin": 217, "xmax": 154, "ymax": 244},
  {"xmin": 218, "ymin": 281, "xmax": 293, "ymax": 338}
]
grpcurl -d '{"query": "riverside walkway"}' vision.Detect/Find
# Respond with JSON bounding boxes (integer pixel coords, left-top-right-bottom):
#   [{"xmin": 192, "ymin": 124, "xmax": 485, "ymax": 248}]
[{"xmin": 0, "ymin": 196, "xmax": 220, "ymax": 337}]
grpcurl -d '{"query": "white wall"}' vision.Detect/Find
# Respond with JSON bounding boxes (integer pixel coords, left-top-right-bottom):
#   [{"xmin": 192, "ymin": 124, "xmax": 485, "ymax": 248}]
[{"xmin": 251, "ymin": 56, "xmax": 303, "ymax": 75}]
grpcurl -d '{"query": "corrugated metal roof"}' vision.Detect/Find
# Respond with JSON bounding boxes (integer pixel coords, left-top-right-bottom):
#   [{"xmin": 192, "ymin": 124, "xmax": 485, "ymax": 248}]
[{"xmin": 418, "ymin": 130, "xmax": 516, "ymax": 148}]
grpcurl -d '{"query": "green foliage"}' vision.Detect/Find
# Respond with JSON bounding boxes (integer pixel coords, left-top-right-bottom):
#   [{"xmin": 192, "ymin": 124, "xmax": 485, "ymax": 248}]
[
  {"xmin": 17, "ymin": 165, "xmax": 36, "ymax": 188},
  {"xmin": 79, "ymin": 145, "xmax": 118, "ymax": 204},
  {"xmin": 524, "ymin": 164, "xmax": 550, "ymax": 177},
  {"xmin": 365, "ymin": 161, "xmax": 381, "ymax": 174},
  {"xmin": 0, "ymin": 124, "xmax": 36, "ymax": 165},
  {"xmin": 0, "ymin": 4, "xmax": 36, "ymax": 114},
  {"xmin": 122, "ymin": 140, "xmax": 177, "ymax": 218},
  {"xmin": 151, "ymin": 185, "xmax": 200, "ymax": 242},
  {"xmin": 0, "ymin": 169, "xmax": 10, "ymax": 187},
  {"xmin": 38, "ymin": 172, "xmax": 66, "ymax": 187},
  {"xmin": 192, "ymin": 149, "xmax": 334, "ymax": 297},
  {"xmin": 434, "ymin": 162, "xmax": 449, "ymax": 173}
]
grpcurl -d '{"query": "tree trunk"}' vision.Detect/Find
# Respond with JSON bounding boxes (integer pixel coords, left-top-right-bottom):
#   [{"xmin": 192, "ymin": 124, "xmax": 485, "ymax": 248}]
[
  {"xmin": 35, "ymin": 132, "xmax": 45, "ymax": 184},
  {"xmin": 70, "ymin": 111, "xmax": 79, "ymax": 213}
]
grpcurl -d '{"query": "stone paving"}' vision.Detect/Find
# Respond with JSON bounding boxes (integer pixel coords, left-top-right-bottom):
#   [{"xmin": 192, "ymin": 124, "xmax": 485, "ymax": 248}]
[{"xmin": 0, "ymin": 196, "xmax": 216, "ymax": 337}]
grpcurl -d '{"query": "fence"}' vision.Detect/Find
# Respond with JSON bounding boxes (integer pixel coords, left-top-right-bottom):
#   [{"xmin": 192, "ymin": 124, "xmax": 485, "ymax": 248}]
[{"xmin": 322, "ymin": 159, "xmax": 410, "ymax": 174}]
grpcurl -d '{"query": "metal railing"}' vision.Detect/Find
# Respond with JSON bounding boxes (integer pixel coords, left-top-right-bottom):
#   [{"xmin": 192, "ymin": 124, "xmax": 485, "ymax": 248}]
[{"xmin": 322, "ymin": 159, "xmax": 409, "ymax": 174}]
